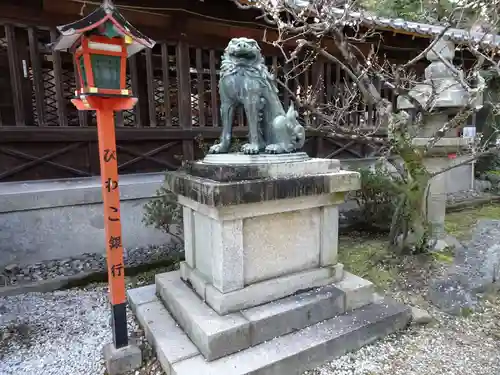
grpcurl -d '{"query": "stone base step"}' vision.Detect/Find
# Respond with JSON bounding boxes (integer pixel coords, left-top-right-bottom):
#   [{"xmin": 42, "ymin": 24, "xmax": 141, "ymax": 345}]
[
  {"xmin": 151, "ymin": 270, "xmax": 374, "ymax": 361},
  {"xmin": 128, "ymin": 285, "xmax": 410, "ymax": 375}
]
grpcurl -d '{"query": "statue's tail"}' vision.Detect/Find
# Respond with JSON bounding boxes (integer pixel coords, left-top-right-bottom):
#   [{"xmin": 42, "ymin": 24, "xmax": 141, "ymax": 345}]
[{"xmin": 286, "ymin": 103, "xmax": 306, "ymax": 150}]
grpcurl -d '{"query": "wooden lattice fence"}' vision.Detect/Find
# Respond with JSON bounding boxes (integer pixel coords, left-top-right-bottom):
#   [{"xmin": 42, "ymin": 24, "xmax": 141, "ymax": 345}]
[{"xmin": 0, "ymin": 22, "xmax": 391, "ymax": 182}]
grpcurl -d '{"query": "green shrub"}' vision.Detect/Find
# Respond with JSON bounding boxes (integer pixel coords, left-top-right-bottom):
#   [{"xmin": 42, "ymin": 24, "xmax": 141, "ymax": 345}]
[
  {"xmin": 475, "ymin": 152, "xmax": 500, "ymax": 178},
  {"xmin": 353, "ymin": 164, "xmax": 402, "ymax": 230},
  {"xmin": 142, "ymin": 186, "xmax": 183, "ymax": 244},
  {"xmin": 142, "ymin": 135, "xmax": 243, "ymax": 244}
]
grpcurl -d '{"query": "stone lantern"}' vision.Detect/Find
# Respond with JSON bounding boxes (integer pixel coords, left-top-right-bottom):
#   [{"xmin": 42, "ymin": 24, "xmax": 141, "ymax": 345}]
[{"xmin": 397, "ymin": 37, "xmax": 482, "ymax": 249}]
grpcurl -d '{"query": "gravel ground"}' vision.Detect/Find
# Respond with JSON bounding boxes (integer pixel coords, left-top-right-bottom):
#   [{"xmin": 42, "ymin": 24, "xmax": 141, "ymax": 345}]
[
  {"xmin": 304, "ymin": 268, "xmax": 500, "ymax": 375},
  {"xmin": 0, "ymin": 194, "xmax": 498, "ymax": 375},
  {"xmin": 0, "ymin": 286, "xmax": 115, "ymax": 375},
  {"xmin": 2, "ymin": 264, "xmax": 500, "ymax": 375},
  {"xmin": 0, "ymin": 283, "xmax": 158, "ymax": 375}
]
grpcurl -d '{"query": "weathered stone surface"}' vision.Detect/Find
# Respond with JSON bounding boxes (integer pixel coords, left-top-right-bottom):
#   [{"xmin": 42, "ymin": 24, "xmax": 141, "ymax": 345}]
[
  {"xmin": 103, "ymin": 342, "xmax": 142, "ymax": 375},
  {"xmin": 432, "ymin": 235, "xmax": 464, "ymax": 252},
  {"xmin": 410, "ymin": 306, "xmax": 433, "ymax": 325},
  {"xmin": 178, "ymin": 260, "xmax": 342, "ymax": 314},
  {"xmin": 240, "ymin": 283, "xmax": 345, "ymax": 346},
  {"xmin": 204, "ymin": 266, "xmax": 342, "ymax": 315},
  {"xmin": 0, "ymin": 173, "xmax": 168, "ymax": 268},
  {"xmin": 165, "ymin": 170, "xmax": 359, "ymax": 207},
  {"xmin": 474, "ymin": 179, "xmax": 492, "ymax": 192},
  {"xmin": 428, "ymin": 220, "xmax": 500, "ymax": 314},
  {"xmin": 203, "ymin": 152, "xmax": 310, "ymax": 164},
  {"xmin": 135, "ymin": 300, "xmax": 199, "ymax": 373},
  {"xmin": 170, "ymin": 298, "xmax": 410, "ymax": 375},
  {"xmin": 455, "ymin": 219, "xmax": 500, "ymax": 290},
  {"xmin": 188, "ymin": 155, "xmax": 338, "ymax": 182},
  {"xmin": 180, "ymin": 262, "xmax": 208, "ymax": 299},
  {"xmin": 335, "ymin": 271, "xmax": 374, "ymax": 311},
  {"xmin": 156, "ymin": 271, "xmax": 251, "ymax": 361},
  {"xmin": 428, "ymin": 277, "xmax": 477, "ymax": 315},
  {"xmin": 397, "ymin": 38, "xmax": 474, "ymax": 110},
  {"xmin": 127, "ymin": 284, "xmax": 156, "ymax": 309},
  {"xmin": 131, "ymin": 285, "xmax": 409, "ymax": 375},
  {"xmin": 242, "ymin": 208, "xmax": 321, "ymax": 284},
  {"xmin": 149, "ymin": 267, "xmax": 385, "ymax": 361}
]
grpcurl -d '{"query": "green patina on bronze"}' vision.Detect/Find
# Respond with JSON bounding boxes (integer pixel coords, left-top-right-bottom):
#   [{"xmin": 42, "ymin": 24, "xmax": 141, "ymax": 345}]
[{"xmin": 209, "ymin": 37, "xmax": 306, "ymax": 155}]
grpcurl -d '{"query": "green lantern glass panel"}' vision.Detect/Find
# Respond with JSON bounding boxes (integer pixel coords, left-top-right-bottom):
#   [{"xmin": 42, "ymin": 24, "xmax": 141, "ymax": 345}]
[
  {"xmin": 78, "ymin": 56, "xmax": 88, "ymax": 87},
  {"xmin": 91, "ymin": 54, "xmax": 121, "ymax": 90}
]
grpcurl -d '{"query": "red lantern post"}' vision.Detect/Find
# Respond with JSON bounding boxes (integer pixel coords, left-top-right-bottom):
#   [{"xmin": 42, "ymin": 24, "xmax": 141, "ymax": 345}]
[{"xmin": 52, "ymin": 0, "xmax": 155, "ymax": 354}]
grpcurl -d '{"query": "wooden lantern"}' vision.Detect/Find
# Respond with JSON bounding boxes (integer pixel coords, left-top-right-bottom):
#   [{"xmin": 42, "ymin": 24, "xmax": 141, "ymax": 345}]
[
  {"xmin": 73, "ymin": 32, "xmax": 128, "ymax": 97},
  {"xmin": 52, "ymin": 0, "xmax": 155, "ymax": 99}
]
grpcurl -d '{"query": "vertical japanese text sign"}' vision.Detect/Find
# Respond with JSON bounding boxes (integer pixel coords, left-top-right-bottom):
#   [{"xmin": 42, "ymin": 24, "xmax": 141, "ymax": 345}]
[{"xmin": 51, "ymin": 0, "xmax": 155, "ymax": 349}]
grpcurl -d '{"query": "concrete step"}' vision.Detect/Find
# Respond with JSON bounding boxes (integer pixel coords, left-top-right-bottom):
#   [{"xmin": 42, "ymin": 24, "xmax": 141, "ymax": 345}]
[
  {"xmin": 128, "ymin": 285, "xmax": 410, "ymax": 375},
  {"xmin": 152, "ymin": 270, "xmax": 373, "ymax": 361}
]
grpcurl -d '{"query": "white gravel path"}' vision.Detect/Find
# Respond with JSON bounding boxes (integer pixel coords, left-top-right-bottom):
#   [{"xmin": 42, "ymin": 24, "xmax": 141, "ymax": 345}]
[
  {"xmin": 305, "ymin": 325, "xmax": 500, "ymax": 375},
  {"xmin": 0, "ymin": 286, "xmax": 119, "ymax": 375},
  {"xmin": 304, "ymin": 294, "xmax": 500, "ymax": 375}
]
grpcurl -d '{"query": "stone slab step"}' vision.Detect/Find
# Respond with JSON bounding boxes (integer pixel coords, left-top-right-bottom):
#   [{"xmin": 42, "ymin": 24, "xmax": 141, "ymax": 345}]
[
  {"xmin": 129, "ymin": 286, "xmax": 410, "ymax": 375},
  {"xmin": 152, "ymin": 270, "xmax": 369, "ymax": 361}
]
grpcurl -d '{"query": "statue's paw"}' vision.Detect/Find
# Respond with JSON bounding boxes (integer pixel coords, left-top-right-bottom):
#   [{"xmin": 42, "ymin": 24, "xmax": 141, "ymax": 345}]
[
  {"xmin": 208, "ymin": 143, "xmax": 228, "ymax": 154},
  {"xmin": 241, "ymin": 143, "xmax": 260, "ymax": 154},
  {"xmin": 265, "ymin": 144, "xmax": 286, "ymax": 154}
]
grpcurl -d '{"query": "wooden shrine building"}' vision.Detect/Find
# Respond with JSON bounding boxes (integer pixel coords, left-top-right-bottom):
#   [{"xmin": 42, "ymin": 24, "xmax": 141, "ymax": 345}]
[{"xmin": 0, "ymin": 0, "xmax": 495, "ymax": 182}]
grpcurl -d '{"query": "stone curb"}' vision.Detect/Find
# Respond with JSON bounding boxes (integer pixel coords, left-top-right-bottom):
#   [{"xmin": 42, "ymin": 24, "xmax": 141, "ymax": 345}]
[
  {"xmin": 0, "ymin": 271, "xmax": 104, "ymax": 297},
  {"xmin": 0, "ymin": 256, "xmax": 182, "ymax": 298},
  {"xmin": 446, "ymin": 195, "xmax": 500, "ymax": 212}
]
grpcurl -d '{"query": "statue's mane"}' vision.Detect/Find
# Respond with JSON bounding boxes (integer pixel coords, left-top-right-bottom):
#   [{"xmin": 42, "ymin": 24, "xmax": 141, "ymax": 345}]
[{"xmin": 220, "ymin": 54, "xmax": 279, "ymax": 90}]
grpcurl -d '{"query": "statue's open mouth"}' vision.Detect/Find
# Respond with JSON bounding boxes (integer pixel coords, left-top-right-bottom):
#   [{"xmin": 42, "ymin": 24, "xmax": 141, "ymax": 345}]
[{"xmin": 230, "ymin": 49, "xmax": 257, "ymax": 59}]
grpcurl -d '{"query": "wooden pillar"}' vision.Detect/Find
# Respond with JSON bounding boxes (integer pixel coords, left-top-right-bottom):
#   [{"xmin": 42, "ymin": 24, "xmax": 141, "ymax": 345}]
[{"xmin": 72, "ymin": 96, "xmax": 138, "ymax": 349}]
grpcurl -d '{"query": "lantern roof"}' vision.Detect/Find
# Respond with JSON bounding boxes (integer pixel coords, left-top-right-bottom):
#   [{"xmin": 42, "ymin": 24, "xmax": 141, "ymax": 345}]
[{"xmin": 52, "ymin": 0, "xmax": 155, "ymax": 57}]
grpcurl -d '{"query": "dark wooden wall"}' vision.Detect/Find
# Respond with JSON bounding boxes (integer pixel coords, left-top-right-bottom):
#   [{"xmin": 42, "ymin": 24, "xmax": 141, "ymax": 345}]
[{"xmin": 0, "ymin": 0, "xmax": 475, "ymax": 182}]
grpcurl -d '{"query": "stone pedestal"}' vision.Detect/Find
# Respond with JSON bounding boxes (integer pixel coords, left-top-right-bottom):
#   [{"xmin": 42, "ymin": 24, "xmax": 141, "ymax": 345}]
[
  {"xmin": 128, "ymin": 153, "xmax": 411, "ymax": 374},
  {"xmin": 413, "ymin": 138, "xmax": 472, "ymax": 243},
  {"xmin": 173, "ymin": 154, "xmax": 350, "ymax": 315}
]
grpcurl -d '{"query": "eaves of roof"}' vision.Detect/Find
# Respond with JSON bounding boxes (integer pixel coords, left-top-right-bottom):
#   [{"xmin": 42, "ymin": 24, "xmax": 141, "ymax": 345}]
[
  {"xmin": 330, "ymin": 8, "xmax": 500, "ymax": 50},
  {"xmin": 228, "ymin": 1, "xmax": 500, "ymax": 49}
]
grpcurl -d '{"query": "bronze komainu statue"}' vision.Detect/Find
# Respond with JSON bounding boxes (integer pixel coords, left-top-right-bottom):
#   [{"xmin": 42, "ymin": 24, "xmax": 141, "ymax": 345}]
[{"xmin": 208, "ymin": 37, "xmax": 306, "ymax": 155}]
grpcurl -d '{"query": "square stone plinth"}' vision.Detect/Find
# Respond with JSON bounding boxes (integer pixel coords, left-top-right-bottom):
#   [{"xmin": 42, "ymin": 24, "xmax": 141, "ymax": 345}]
[
  {"xmin": 180, "ymin": 261, "xmax": 344, "ymax": 315},
  {"xmin": 128, "ymin": 279, "xmax": 410, "ymax": 375},
  {"xmin": 129, "ymin": 270, "xmax": 374, "ymax": 362},
  {"xmin": 165, "ymin": 156, "xmax": 360, "ymax": 314}
]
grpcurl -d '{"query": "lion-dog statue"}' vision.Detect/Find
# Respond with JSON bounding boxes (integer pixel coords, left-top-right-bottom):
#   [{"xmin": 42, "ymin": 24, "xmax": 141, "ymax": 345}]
[{"xmin": 208, "ymin": 37, "xmax": 306, "ymax": 155}]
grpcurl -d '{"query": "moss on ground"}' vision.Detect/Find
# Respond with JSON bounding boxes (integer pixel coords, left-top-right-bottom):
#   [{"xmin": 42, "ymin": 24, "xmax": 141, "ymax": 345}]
[
  {"xmin": 445, "ymin": 203, "xmax": 500, "ymax": 240},
  {"xmin": 339, "ymin": 203, "xmax": 500, "ymax": 290},
  {"xmin": 126, "ymin": 262, "xmax": 179, "ymax": 288},
  {"xmin": 338, "ymin": 233, "xmax": 396, "ymax": 290}
]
